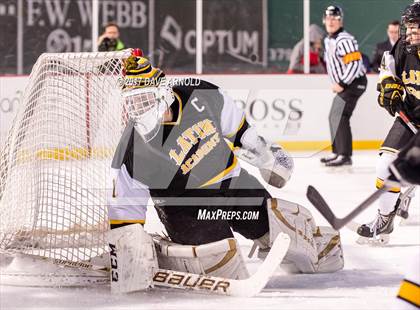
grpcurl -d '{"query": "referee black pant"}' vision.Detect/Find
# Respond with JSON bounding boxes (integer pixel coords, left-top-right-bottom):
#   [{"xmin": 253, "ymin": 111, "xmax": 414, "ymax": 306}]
[{"xmin": 329, "ymin": 76, "xmax": 367, "ymax": 156}]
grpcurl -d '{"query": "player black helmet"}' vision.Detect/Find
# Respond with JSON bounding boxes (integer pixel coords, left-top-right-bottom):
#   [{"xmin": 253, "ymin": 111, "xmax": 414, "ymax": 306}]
[
  {"xmin": 400, "ymin": 1, "xmax": 420, "ymax": 53},
  {"xmin": 323, "ymin": 5, "xmax": 344, "ymax": 22}
]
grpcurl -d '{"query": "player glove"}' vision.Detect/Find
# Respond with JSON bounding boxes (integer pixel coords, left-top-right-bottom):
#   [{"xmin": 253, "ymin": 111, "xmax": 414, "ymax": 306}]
[{"xmin": 377, "ymin": 76, "xmax": 405, "ymax": 117}]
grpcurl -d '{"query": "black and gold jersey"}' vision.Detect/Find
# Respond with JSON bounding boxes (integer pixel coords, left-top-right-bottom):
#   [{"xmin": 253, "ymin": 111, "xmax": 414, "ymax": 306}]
[
  {"xmin": 112, "ymin": 79, "xmax": 251, "ymax": 196},
  {"xmin": 392, "ymin": 39, "xmax": 420, "ymax": 121}
]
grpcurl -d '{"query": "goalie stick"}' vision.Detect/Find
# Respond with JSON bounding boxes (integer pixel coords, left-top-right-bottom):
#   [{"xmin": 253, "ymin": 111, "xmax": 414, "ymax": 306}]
[
  {"xmin": 153, "ymin": 233, "xmax": 290, "ymax": 297},
  {"xmin": 0, "ymin": 233, "xmax": 290, "ymax": 297}
]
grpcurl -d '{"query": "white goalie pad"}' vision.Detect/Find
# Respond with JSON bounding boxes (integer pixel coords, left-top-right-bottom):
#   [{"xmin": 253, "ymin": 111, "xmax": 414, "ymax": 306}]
[
  {"xmin": 107, "ymin": 224, "xmax": 158, "ymax": 293},
  {"xmin": 0, "ymin": 252, "xmax": 109, "ymax": 287},
  {"xmin": 153, "ymin": 235, "xmax": 250, "ymax": 280},
  {"xmin": 235, "ymin": 128, "xmax": 294, "ymax": 188},
  {"xmin": 258, "ymin": 199, "xmax": 344, "ymax": 274},
  {"xmin": 313, "ymin": 226, "xmax": 344, "ymax": 273},
  {"xmin": 265, "ymin": 198, "xmax": 318, "ymax": 273}
]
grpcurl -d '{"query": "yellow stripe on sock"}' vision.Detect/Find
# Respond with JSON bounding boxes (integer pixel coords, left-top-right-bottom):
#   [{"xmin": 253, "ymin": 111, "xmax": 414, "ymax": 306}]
[
  {"xmin": 398, "ymin": 279, "xmax": 420, "ymax": 307},
  {"xmin": 376, "ymin": 178, "xmax": 400, "ymax": 193}
]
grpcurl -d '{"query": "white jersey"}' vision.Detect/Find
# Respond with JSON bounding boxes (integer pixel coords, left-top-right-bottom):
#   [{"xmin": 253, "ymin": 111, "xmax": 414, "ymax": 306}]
[{"xmin": 324, "ymin": 29, "xmax": 366, "ymax": 86}]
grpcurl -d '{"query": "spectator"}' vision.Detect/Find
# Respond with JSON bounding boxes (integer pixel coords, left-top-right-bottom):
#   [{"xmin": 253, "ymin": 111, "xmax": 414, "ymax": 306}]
[
  {"xmin": 371, "ymin": 20, "xmax": 400, "ymax": 73},
  {"xmin": 287, "ymin": 24, "xmax": 326, "ymax": 74},
  {"xmin": 98, "ymin": 22, "xmax": 125, "ymax": 52}
]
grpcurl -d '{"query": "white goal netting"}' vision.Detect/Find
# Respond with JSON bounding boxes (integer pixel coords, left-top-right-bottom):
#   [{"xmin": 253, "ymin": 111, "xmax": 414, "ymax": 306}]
[{"xmin": 0, "ymin": 50, "xmax": 131, "ymax": 263}]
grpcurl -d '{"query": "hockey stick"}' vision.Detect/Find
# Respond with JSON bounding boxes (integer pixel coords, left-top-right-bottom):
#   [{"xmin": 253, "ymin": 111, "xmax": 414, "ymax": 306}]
[
  {"xmin": 306, "ymin": 112, "xmax": 418, "ymax": 231},
  {"xmin": 306, "ymin": 185, "xmax": 392, "ymax": 230},
  {"xmin": 0, "ymin": 233, "xmax": 290, "ymax": 297},
  {"xmin": 398, "ymin": 110, "xmax": 418, "ymax": 134},
  {"xmin": 153, "ymin": 233, "xmax": 290, "ymax": 297}
]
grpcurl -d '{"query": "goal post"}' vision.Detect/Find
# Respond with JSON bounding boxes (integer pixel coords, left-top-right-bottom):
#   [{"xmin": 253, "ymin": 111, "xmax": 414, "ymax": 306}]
[{"xmin": 0, "ymin": 50, "xmax": 132, "ymax": 283}]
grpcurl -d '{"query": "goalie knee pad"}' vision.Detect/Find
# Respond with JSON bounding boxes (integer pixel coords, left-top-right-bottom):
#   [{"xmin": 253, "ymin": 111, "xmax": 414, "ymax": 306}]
[
  {"xmin": 264, "ymin": 198, "xmax": 318, "ymax": 273},
  {"xmin": 313, "ymin": 226, "xmax": 344, "ymax": 273},
  {"xmin": 107, "ymin": 224, "xmax": 158, "ymax": 293},
  {"xmin": 153, "ymin": 236, "xmax": 249, "ymax": 280}
]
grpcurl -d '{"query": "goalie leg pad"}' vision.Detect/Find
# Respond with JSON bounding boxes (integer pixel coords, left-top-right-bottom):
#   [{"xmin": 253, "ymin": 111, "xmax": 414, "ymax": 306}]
[
  {"xmin": 313, "ymin": 226, "xmax": 344, "ymax": 273},
  {"xmin": 153, "ymin": 236, "xmax": 249, "ymax": 280},
  {"xmin": 265, "ymin": 198, "xmax": 318, "ymax": 273},
  {"xmin": 107, "ymin": 224, "xmax": 158, "ymax": 293}
]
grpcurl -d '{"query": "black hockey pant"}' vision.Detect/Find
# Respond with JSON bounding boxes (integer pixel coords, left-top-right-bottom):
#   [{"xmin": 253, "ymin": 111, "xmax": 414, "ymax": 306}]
[{"xmin": 153, "ymin": 169, "xmax": 270, "ymax": 245}]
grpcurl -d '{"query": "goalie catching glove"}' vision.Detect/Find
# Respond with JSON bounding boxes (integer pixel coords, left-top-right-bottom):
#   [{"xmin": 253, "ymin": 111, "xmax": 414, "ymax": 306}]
[
  {"xmin": 377, "ymin": 76, "xmax": 405, "ymax": 117},
  {"xmin": 234, "ymin": 128, "xmax": 294, "ymax": 188}
]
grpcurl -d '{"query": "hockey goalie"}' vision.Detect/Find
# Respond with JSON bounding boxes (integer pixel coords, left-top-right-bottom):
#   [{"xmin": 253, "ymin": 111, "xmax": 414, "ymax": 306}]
[{"xmin": 107, "ymin": 52, "xmax": 344, "ymax": 294}]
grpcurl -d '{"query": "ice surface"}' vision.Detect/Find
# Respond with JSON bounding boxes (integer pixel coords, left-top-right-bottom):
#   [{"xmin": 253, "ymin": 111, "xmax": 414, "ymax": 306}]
[{"xmin": 1, "ymin": 151, "xmax": 419, "ymax": 310}]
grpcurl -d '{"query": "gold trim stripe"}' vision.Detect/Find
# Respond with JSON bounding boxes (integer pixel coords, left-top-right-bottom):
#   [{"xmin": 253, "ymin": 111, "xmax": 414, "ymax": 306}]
[
  {"xmin": 379, "ymin": 146, "xmax": 399, "ymax": 154},
  {"xmin": 313, "ymin": 226, "xmax": 322, "ymax": 237},
  {"xmin": 398, "ymin": 279, "xmax": 420, "ymax": 307},
  {"xmin": 204, "ymin": 239, "xmax": 237, "ymax": 274},
  {"xmin": 225, "ymin": 116, "xmax": 246, "ymax": 138},
  {"xmin": 270, "ymin": 199, "xmax": 315, "ymax": 247},
  {"xmin": 109, "ymin": 220, "xmax": 145, "ymax": 225},
  {"xmin": 124, "ymin": 68, "xmax": 161, "ymax": 81},
  {"xmin": 376, "ymin": 178, "xmax": 400, "ymax": 193},
  {"xmin": 343, "ymin": 51, "xmax": 362, "ymax": 64},
  {"xmin": 126, "ymin": 63, "xmax": 152, "ymax": 73},
  {"xmin": 200, "ymin": 156, "xmax": 238, "ymax": 188},
  {"xmin": 318, "ymin": 235, "xmax": 340, "ymax": 261}
]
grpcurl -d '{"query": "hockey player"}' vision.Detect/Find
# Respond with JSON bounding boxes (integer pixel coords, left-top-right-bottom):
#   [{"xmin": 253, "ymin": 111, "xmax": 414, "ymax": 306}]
[
  {"xmin": 357, "ymin": 1, "xmax": 420, "ymax": 240},
  {"xmin": 107, "ymin": 53, "xmax": 344, "ymax": 293},
  {"xmin": 389, "ymin": 133, "xmax": 420, "ymax": 309}
]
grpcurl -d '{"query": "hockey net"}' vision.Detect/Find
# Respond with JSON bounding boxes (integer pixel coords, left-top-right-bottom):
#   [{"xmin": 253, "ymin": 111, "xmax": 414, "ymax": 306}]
[{"xmin": 0, "ymin": 50, "xmax": 132, "ymax": 283}]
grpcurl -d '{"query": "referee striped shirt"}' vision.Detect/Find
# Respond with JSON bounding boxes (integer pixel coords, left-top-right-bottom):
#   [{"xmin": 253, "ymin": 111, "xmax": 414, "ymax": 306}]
[{"xmin": 324, "ymin": 28, "xmax": 366, "ymax": 87}]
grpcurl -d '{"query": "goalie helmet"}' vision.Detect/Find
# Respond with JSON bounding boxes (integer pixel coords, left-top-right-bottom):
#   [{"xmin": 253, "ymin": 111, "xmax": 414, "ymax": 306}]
[
  {"xmin": 400, "ymin": 1, "xmax": 420, "ymax": 53},
  {"xmin": 121, "ymin": 52, "xmax": 174, "ymax": 142},
  {"xmin": 323, "ymin": 5, "xmax": 344, "ymax": 22}
]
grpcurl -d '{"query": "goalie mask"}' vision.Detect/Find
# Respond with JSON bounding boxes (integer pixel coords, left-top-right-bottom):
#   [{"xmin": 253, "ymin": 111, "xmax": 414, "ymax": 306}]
[
  {"xmin": 122, "ymin": 55, "xmax": 174, "ymax": 142},
  {"xmin": 400, "ymin": 1, "xmax": 420, "ymax": 53}
]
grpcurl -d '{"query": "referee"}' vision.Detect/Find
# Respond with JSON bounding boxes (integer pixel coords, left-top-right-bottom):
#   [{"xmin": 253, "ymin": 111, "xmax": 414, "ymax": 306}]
[{"xmin": 320, "ymin": 5, "xmax": 367, "ymax": 167}]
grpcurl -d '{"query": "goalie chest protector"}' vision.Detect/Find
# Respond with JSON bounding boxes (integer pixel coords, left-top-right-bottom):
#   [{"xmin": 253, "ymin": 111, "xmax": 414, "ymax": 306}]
[{"xmin": 112, "ymin": 80, "xmax": 238, "ymax": 192}]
